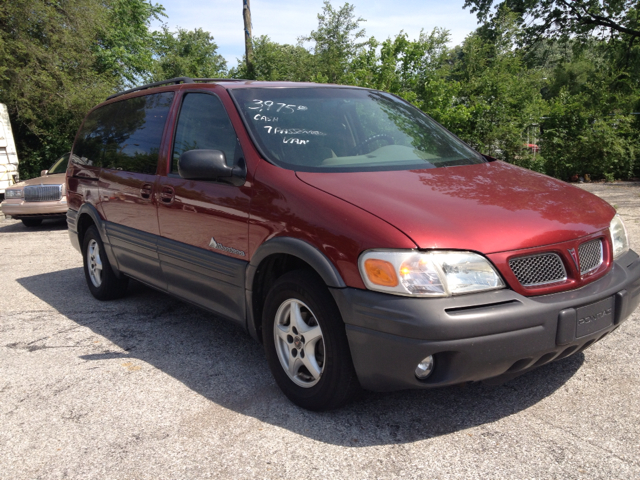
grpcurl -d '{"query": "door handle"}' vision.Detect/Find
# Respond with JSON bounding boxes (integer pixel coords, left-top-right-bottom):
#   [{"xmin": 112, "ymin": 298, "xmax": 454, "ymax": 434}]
[
  {"xmin": 140, "ymin": 184, "xmax": 152, "ymax": 199},
  {"xmin": 161, "ymin": 186, "xmax": 175, "ymax": 204}
]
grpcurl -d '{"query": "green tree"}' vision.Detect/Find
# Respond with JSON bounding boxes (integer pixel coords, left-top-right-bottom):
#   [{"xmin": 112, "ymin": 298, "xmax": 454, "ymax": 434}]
[
  {"xmin": 539, "ymin": 52, "xmax": 639, "ymax": 180},
  {"xmin": 522, "ymin": 30, "xmax": 640, "ymax": 179},
  {"xmin": 3, "ymin": 0, "xmax": 638, "ymax": 182},
  {"xmin": 347, "ymin": 29, "xmax": 473, "ymax": 130},
  {"xmin": 542, "ymin": 88, "xmax": 638, "ymax": 180},
  {"xmin": 0, "ymin": 0, "xmax": 115, "ymax": 178},
  {"xmin": 449, "ymin": 13, "xmax": 548, "ymax": 170},
  {"xmin": 149, "ymin": 26, "xmax": 227, "ymax": 82},
  {"xmin": 301, "ymin": 1, "xmax": 369, "ymax": 84},
  {"xmin": 0, "ymin": 0, "xmax": 163, "ymax": 178},
  {"xmin": 464, "ymin": 0, "xmax": 640, "ymax": 43},
  {"xmin": 94, "ymin": 0, "xmax": 166, "ymax": 87},
  {"xmin": 232, "ymin": 35, "xmax": 314, "ymax": 81}
]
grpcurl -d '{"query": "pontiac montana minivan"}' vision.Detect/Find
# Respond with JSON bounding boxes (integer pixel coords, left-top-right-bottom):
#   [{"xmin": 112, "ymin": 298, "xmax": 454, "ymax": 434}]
[{"xmin": 65, "ymin": 78, "xmax": 640, "ymax": 410}]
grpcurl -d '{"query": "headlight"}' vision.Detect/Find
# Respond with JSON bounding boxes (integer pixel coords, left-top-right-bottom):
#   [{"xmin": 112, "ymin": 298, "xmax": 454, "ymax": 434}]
[
  {"xmin": 610, "ymin": 214, "xmax": 630, "ymax": 259},
  {"xmin": 5, "ymin": 189, "xmax": 23, "ymax": 199},
  {"xmin": 359, "ymin": 250, "xmax": 505, "ymax": 297}
]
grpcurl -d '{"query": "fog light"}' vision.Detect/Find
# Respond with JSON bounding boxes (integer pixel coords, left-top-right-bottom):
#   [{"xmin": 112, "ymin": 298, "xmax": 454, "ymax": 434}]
[{"xmin": 415, "ymin": 355, "xmax": 434, "ymax": 380}]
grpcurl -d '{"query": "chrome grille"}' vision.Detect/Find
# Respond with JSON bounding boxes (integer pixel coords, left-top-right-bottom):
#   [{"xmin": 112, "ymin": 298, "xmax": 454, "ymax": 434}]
[
  {"xmin": 579, "ymin": 239, "xmax": 603, "ymax": 274},
  {"xmin": 509, "ymin": 253, "xmax": 567, "ymax": 287},
  {"xmin": 24, "ymin": 185, "xmax": 62, "ymax": 202}
]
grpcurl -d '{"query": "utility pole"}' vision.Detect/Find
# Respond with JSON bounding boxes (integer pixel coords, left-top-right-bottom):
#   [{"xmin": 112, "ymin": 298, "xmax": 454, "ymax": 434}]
[{"xmin": 243, "ymin": 0, "xmax": 254, "ymax": 78}]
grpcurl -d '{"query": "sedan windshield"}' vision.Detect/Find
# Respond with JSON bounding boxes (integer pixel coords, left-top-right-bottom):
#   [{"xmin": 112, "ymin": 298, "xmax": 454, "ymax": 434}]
[
  {"xmin": 48, "ymin": 153, "xmax": 70, "ymax": 175},
  {"xmin": 231, "ymin": 87, "xmax": 485, "ymax": 172}
]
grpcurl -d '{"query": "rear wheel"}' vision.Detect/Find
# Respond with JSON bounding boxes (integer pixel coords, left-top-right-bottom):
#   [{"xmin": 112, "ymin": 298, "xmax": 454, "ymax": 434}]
[
  {"xmin": 21, "ymin": 218, "xmax": 42, "ymax": 227},
  {"xmin": 263, "ymin": 270, "xmax": 360, "ymax": 410},
  {"xmin": 82, "ymin": 225, "xmax": 128, "ymax": 300}
]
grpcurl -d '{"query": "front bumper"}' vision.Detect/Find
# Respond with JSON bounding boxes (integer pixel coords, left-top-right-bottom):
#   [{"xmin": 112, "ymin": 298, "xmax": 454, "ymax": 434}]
[
  {"xmin": 331, "ymin": 250, "xmax": 640, "ymax": 392},
  {"xmin": 1, "ymin": 198, "xmax": 68, "ymax": 219}
]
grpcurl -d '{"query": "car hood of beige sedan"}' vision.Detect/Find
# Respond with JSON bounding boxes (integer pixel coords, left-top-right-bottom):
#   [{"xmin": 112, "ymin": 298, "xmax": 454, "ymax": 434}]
[{"xmin": 13, "ymin": 172, "xmax": 66, "ymax": 188}]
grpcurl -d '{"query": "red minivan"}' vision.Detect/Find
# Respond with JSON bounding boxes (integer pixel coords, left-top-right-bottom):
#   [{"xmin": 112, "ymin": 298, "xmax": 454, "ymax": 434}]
[{"xmin": 66, "ymin": 78, "xmax": 640, "ymax": 410}]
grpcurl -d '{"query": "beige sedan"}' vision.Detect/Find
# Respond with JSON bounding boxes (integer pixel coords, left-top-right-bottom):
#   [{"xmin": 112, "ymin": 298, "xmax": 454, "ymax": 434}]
[{"xmin": 1, "ymin": 153, "xmax": 69, "ymax": 227}]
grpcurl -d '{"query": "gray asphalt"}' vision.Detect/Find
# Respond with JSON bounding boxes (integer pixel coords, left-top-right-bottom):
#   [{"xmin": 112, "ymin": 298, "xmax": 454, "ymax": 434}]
[{"xmin": 1, "ymin": 183, "xmax": 639, "ymax": 479}]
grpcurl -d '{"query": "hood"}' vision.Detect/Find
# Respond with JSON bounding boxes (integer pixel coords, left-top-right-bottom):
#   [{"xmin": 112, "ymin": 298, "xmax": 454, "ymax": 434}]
[
  {"xmin": 296, "ymin": 161, "xmax": 615, "ymax": 254},
  {"xmin": 13, "ymin": 172, "xmax": 66, "ymax": 188}
]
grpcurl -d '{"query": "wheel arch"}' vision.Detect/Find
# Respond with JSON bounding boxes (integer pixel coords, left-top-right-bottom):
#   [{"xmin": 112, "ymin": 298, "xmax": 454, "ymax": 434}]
[
  {"xmin": 245, "ymin": 237, "xmax": 346, "ymax": 342},
  {"xmin": 71, "ymin": 203, "xmax": 103, "ymax": 244},
  {"xmin": 73, "ymin": 203, "xmax": 123, "ymax": 277}
]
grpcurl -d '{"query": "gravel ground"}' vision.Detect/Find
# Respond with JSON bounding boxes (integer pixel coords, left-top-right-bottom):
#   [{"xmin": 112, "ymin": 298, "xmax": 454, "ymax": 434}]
[{"xmin": 1, "ymin": 183, "xmax": 639, "ymax": 480}]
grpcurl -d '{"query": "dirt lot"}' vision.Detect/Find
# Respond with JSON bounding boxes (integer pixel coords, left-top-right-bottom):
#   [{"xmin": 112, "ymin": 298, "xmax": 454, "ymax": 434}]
[{"xmin": 1, "ymin": 183, "xmax": 639, "ymax": 480}]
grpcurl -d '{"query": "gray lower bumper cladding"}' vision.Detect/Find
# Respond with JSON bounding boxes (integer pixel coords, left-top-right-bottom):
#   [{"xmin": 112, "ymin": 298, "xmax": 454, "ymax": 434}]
[{"xmin": 332, "ymin": 250, "xmax": 640, "ymax": 391}]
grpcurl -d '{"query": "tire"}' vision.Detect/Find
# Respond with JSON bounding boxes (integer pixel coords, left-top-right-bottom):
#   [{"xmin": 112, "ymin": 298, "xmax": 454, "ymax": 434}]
[
  {"xmin": 263, "ymin": 270, "xmax": 360, "ymax": 410},
  {"xmin": 82, "ymin": 225, "xmax": 128, "ymax": 300},
  {"xmin": 21, "ymin": 218, "xmax": 42, "ymax": 227}
]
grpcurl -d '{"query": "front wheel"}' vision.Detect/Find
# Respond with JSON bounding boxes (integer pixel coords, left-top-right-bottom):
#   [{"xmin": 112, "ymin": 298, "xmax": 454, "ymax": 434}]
[
  {"xmin": 263, "ymin": 270, "xmax": 360, "ymax": 410},
  {"xmin": 82, "ymin": 225, "xmax": 128, "ymax": 300}
]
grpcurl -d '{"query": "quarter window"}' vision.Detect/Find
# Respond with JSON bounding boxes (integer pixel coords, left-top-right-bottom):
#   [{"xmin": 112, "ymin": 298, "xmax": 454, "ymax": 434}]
[
  {"xmin": 73, "ymin": 92, "xmax": 174, "ymax": 174},
  {"xmin": 73, "ymin": 102, "xmax": 120, "ymax": 167}
]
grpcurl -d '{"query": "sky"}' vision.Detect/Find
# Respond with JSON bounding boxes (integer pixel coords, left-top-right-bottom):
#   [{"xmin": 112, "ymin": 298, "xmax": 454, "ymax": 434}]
[{"xmin": 151, "ymin": 0, "xmax": 482, "ymax": 68}]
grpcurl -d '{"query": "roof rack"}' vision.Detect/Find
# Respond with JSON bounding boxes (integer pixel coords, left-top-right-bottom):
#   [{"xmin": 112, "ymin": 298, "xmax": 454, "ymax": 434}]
[{"xmin": 106, "ymin": 77, "xmax": 248, "ymax": 100}]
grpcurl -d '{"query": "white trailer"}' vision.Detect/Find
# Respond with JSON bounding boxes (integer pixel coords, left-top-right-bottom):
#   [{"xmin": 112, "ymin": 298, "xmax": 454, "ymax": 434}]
[{"xmin": 0, "ymin": 103, "xmax": 19, "ymax": 196}]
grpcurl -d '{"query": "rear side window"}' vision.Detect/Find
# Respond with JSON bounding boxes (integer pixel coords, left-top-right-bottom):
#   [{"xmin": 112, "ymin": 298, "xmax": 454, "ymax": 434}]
[
  {"xmin": 172, "ymin": 93, "xmax": 242, "ymax": 172},
  {"xmin": 73, "ymin": 92, "xmax": 174, "ymax": 174}
]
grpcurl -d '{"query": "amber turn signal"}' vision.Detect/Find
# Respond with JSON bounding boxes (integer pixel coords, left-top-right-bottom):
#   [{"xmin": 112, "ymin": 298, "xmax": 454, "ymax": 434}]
[{"xmin": 364, "ymin": 258, "xmax": 399, "ymax": 287}]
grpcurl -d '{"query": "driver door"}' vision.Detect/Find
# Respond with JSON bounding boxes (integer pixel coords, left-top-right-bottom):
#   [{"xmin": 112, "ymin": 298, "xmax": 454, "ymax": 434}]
[{"xmin": 156, "ymin": 92, "xmax": 251, "ymax": 322}]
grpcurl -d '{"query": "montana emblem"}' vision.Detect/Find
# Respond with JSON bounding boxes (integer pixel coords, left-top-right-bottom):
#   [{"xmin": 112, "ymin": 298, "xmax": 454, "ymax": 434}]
[{"xmin": 209, "ymin": 237, "xmax": 246, "ymax": 257}]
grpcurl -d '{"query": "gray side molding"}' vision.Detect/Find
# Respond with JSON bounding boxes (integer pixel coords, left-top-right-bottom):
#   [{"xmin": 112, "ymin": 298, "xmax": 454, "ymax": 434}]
[
  {"xmin": 246, "ymin": 237, "xmax": 346, "ymax": 291},
  {"xmin": 66, "ymin": 209, "xmax": 80, "ymax": 253}
]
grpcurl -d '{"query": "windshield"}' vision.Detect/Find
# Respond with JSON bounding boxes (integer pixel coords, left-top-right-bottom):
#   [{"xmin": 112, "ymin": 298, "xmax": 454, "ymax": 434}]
[
  {"xmin": 230, "ymin": 87, "xmax": 485, "ymax": 172},
  {"xmin": 48, "ymin": 153, "xmax": 70, "ymax": 175}
]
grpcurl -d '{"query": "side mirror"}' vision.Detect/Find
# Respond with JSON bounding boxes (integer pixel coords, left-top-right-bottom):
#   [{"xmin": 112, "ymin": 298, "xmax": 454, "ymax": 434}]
[
  {"xmin": 41, "ymin": 170, "xmax": 49, "ymax": 176},
  {"xmin": 178, "ymin": 150, "xmax": 245, "ymax": 183}
]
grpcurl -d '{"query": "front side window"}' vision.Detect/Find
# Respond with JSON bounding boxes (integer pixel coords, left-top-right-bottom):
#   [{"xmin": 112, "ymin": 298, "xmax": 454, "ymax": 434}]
[
  {"xmin": 172, "ymin": 93, "xmax": 242, "ymax": 172},
  {"xmin": 230, "ymin": 87, "xmax": 485, "ymax": 172},
  {"xmin": 73, "ymin": 92, "xmax": 174, "ymax": 174}
]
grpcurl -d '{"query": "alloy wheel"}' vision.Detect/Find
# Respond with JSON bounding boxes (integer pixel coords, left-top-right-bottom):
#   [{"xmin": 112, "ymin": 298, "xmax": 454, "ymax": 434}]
[
  {"xmin": 87, "ymin": 239, "xmax": 103, "ymax": 288},
  {"xmin": 273, "ymin": 299, "xmax": 325, "ymax": 388}
]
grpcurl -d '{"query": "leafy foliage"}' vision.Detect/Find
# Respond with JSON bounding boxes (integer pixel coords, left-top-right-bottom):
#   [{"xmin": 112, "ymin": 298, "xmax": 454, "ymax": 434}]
[
  {"xmin": 0, "ymin": 0, "xmax": 194, "ymax": 178},
  {"xmin": 300, "ymin": 1, "xmax": 369, "ymax": 83},
  {"xmin": 231, "ymin": 36, "xmax": 315, "ymax": 81},
  {"xmin": 0, "ymin": 0, "xmax": 116, "ymax": 177},
  {"xmin": 94, "ymin": 0, "xmax": 166, "ymax": 86},
  {"xmin": 148, "ymin": 26, "xmax": 227, "ymax": 82},
  {"xmin": 3, "ymin": 0, "xmax": 639, "ymax": 182},
  {"xmin": 463, "ymin": 0, "xmax": 640, "ymax": 43},
  {"xmin": 448, "ymin": 14, "xmax": 548, "ymax": 169}
]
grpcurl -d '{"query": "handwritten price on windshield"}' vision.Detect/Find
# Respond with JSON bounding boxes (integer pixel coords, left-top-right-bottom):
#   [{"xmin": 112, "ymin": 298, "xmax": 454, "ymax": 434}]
[{"xmin": 247, "ymin": 100, "xmax": 308, "ymax": 114}]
